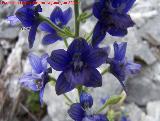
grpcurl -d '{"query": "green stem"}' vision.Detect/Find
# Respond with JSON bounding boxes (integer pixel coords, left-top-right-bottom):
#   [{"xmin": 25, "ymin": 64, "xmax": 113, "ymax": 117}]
[
  {"xmin": 64, "ymin": 39, "xmax": 69, "ymax": 48},
  {"xmin": 96, "ymin": 103, "xmax": 108, "ymax": 114},
  {"xmin": 86, "ymin": 30, "xmax": 93, "ymax": 42},
  {"xmin": 101, "ymin": 68, "xmax": 109, "ymax": 75},
  {"xmin": 63, "ymin": 94, "xmax": 73, "ymax": 104},
  {"xmin": 74, "ymin": 0, "xmax": 80, "ymax": 37}
]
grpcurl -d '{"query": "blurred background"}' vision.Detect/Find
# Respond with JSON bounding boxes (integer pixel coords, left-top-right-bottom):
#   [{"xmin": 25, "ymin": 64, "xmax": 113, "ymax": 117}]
[{"xmin": 0, "ymin": 0, "xmax": 160, "ymax": 121}]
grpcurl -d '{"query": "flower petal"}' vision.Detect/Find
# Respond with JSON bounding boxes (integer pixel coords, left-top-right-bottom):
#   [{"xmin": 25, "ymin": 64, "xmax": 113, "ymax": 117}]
[
  {"xmin": 92, "ymin": 22, "xmax": 107, "ymax": 47},
  {"xmin": 125, "ymin": 61, "xmax": 141, "ymax": 75},
  {"xmin": 39, "ymin": 87, "xmax": 45, "ymax": 106},
  {"xmin": 39, "ymin": 22, "xmax": 56, "ymax": 33},
  {"xmin": 123, "ymin": 0, "xmax": 136, "ymax": 13},
  {"xmin": 83, "ymin": 67, "xmax": 102, "ymax": 87},
  {"xmin": 28, "ymin": 22, "xmax": 40, "ymax": 48},
  {"xmin": 67, "ymin": 38, "xmax": 90, "ymax": 57},
  {"xmin": 114, "ymin": 42, "xmax": 127, "ymax": 61},
  {"xmin": 7, "ymin": 15, "xmax": 20, "ymax": 25},
  {"xmin": 85, "ymin": 46, "xmax": 110, "ymax": 68},
  {"xmin": 55, "ymin": 71, "xmax": 74, "ymax": 95},
  {"xmin": 47, "ymin": 49, "xmax": 70, "ymax": 71},
  {"xmin": 68, "ymin": 103, "xmax": 85, "ymax": 121},
  {"xmin": 108, "ymin": 27, "xmax": 127, "ymax": 37},
  {"xmin": 41, "ymin": 53, "xmax": 49, "ymax": 70},
  {"xmin": 50, "ymin": 6, "xmax": 64, "ymax": 25},
  {"xmin": 19, "ymin": 73, "xmax": 40, "ymax": 91},
  {"xmin": 28, "ymin": 53, "xmax": 43, "ymax": 74},
  {"xmin": 42, "ymin": 33, "xmax": 61, "ymax": 45},
  {"xmin": 93, "ymin": 0, "xmax": 105, "ymax": 19},
  {"xmin": 62, "ymin": 7, "xmax": 72, "ymax": 25}
]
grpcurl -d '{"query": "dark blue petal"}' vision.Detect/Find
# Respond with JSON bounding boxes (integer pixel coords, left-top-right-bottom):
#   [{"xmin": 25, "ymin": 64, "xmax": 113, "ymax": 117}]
[
  {"xmin": 39, "ymin": 87, "xmax": 45, "ymax": 106},
  {"xmin": 92, "ymin": 22, "xmax": 107, "ymax": 47},
  {"xmin": 62, "ymin": 7, "xmax": 72, "ymax": 25},
  {"xmin": 110, "ymin": 60, "xmax": 127, "ymax": 92},
  {"xmin": 50, "ymin": 6, "xmax": 64, "ymax": 25},
  {"xmin": 55, "ymin": 71, "xmax": 74, "ymax": 95},
  {"xmin": 85, "ymin": 46, "xmax": 110, "ymax": 68},
  {"xmin": 112, "ymin": 0, "xmax": 136, "ymax": 13},
  {"xmin": 123, "ymin": 0, "xmax": 136, "ymax": 13},
  {"xmin": 93, "ymin": 0, "xmax": 105, "ymax": 19},
  {"xmin": 28, "ymin": 53, "xmax": 44, "ymax": 74},
  {"xmin": 108, "ymin": 28, "xmax": 127, "ymax": 37},
  {"xmin": 42, "ymin": 33, "xmax": 61, "ymax": 45},
  {"xmin": 47, "ymin": 49, "xmax": 70, "ymax": 71},
  {"xmin": 83, "ymin": 67, "xmax": 102, "ymax": 87},
  {"xmin": 67, "ymin": 38, "xmax": 90, "ymax": 57},
  {"xmin": 68, "ymin": 103, "xmax": 85, "ymax": 121},
  {"xmin": 39, "ymin": 22, "xmax": 56, "ymax": 33},
  {"xmin": 114, "ymin": 42, "xmax": 127, "ymax": 61},
  {"xmin": 15, "ymin": 6, "xmax": 36, "ymax": 27},
  {"xmin": 28, "ymin": 22, "xmax": 39, "ymax": 48},
  {"xmin": 80, "ymin": 92, "xmax": 93, "ymax": 108},
  {"xmin": 19, "ymin": 73, "xmax": 40, "ymax": 91}
]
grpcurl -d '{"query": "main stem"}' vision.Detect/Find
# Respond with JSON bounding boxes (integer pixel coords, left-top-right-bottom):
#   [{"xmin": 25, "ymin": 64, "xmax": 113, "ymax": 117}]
[{"xmin": 74, "ymin": 0, "xmax": 80, "ymax": 37}]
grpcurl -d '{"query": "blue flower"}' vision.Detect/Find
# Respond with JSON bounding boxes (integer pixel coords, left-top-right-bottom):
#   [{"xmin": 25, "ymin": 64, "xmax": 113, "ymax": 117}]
[
  {"xmin": 80, "ymin": 92, "xmax": 93, "ymax": 108},
  {"xmin": 15, "ymin": 5, "xmax": 42, "ymax": 48},
  {"xmin": 19, "ymin": 53, "xmax": 51, "ymax": 105},
  {"xmin": 47, "ymin": 38, "xmax": 109, "ymax": 95},
  {"xmin": 92, "ymin": 0, "xmax": 135, "ymax": 47},
  {"xmin": 39, "ymin": 6, "xmax": 72, "ymax": 45},
  {"xmin": 108, "ymin": 42, "xmax": 141, "ymax": 91},
  {"xmin": 68, "ymin": 92, "xmax": 108, "ymax": 121}
]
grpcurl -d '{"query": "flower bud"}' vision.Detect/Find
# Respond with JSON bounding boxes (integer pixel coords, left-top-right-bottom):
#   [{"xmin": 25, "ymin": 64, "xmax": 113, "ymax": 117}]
[{"xmin": 80, "ymin": 92, "xmax": 93, "ymax": 108}]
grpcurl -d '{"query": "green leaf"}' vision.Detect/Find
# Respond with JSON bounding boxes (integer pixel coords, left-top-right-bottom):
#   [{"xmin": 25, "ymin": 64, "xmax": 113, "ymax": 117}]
[
  {"xmin": 78, "ymin": 12, "xmax": 92, "ymax": 23},
  {"xmin": 106, "ymin": 95, "xmax": 122, "ymax": 105},
  {"xmin": 97, "ymin": 95, "xmax": 122, "ymax": 113},
  {"xmin": 107, "ymin": 110, "xmax": 115, "ymax": 121}
]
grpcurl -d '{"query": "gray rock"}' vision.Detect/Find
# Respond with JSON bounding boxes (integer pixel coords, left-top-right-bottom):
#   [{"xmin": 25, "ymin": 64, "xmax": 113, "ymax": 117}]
[
  {"xmin": 126, "ymin": 62, "xmax": 160, "ymax": 106},
  {"xmin": 0, "ymin": 3, "xmax": 15, "ymax": 19},
  {"xmin": 125, "ymin": 103, "xmax": 145, "ymax": 121},
  {"xmin": 41, "ymin": 115, "xmax": 52, "ymax": 121},
  {"xmin": 147, "ymin": 101, "xmax": 160, "ymax": 121},
  {"xmin": 140, "ymin": 16, "xmax": 160, "ymax": 46},
  {"xmin": 0, "ymin": 26, "xmax": 20, "ymax": 40}
]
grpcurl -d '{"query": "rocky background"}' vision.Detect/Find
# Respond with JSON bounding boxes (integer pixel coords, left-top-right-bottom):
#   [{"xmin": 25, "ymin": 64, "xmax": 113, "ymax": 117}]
[{"xmin": 0, "ymin": 0, "xmax": 160, "ymax": 121}]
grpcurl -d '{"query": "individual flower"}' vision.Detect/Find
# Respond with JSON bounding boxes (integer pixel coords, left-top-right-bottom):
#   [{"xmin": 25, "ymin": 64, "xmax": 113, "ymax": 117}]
[
  {"xmin": 92, "ymin": 0, "xmax": 135, "ymax": 47},
  {"xmin": 107, "ymin": 42, "xmax": 141, "ymax": 91},
  {"xmin": 15, "ymin": 4, "xmax": 42, "ymax": 48},
  {"xmin": 39, "ymin": 6, "xmax": 72, "ymax": 45},
  {"xmin": 68, "ymin": 92, "xmax": 108, "ymax": 121},
  {"xmin": 47, "ymin": 38, "xmax": 109, "ymax": 95},
  {"xmin": 19, "ymin": 53, "xmax": 51, "ymax": 105}
]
